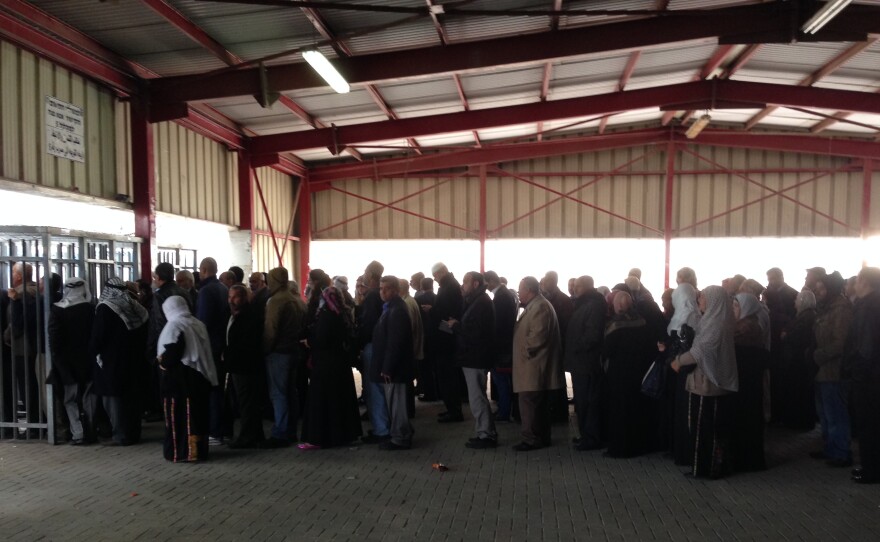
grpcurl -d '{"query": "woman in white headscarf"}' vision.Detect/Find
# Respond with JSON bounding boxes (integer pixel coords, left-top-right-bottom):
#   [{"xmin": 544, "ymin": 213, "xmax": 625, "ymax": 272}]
[
  {"xmin": 672, "ymin": 285, "xmax": 738, "ymax": 479},
  {"xmin": 157, "ymin": 295, "xmax": 217, "ymax": 463},
  {"xmin": 731, "ymin": 293, "xmax": 770, "ymax": 472},
  {"xmin": 664, "ymin": 282, "xmax": 701, "ymax": 466},
  {"xmin": 48, "ymin": 277, "xmax": 94, "ymax": 445},
  {"xmin": 779, "ymin": 290, "xmax": 818, "ymax": 430},
  {"xmin": 88, "ymin": 276, "xmax": 149, "ymax": 446}
]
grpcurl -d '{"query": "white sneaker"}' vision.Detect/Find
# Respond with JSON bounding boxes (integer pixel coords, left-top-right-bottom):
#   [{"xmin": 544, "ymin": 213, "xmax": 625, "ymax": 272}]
[{"xmin": 208, "ymin": 437, "xmax": 224, "ymax": 446}]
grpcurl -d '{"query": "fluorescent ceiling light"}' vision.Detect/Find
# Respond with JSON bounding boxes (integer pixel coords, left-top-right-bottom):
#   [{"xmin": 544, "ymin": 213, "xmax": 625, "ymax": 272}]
[
  {"xmin": 802, "ymin": 0, "xmax": 852, "ymax": 34},
  {"xmin": 685, "ymin": 114, "xmax": 711, "ymax": 139},
  {"xmin": 302, "ymin": 50, "xmax": 350, "ymax": 94}
]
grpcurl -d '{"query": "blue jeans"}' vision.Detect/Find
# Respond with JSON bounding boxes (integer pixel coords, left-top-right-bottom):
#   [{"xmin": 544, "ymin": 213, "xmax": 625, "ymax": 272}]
[
  {"xmin": 265, "ymin": 353, "xmax": 297, "ymax": 441},
  {"xmin": 491, "ymin": 370, "xmax": 512, "ymax": 421},
  {"xmin": 363, "ymin": 344, "xmax": 389, "ymax": 437},
  {"xmin": 815, "ymin": 381, "xmax": 851, "ymax": 461}
]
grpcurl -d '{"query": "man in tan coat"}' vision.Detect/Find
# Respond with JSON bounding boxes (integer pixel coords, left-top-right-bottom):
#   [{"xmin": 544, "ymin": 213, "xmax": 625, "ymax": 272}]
[{"xmin": 512, "ymin": 276, "xmax": 564, "ymax": 451}]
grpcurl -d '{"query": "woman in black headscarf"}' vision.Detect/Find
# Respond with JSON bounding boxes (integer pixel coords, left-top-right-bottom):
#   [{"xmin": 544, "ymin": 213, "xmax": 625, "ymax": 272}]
[
  {"xmin": 672, "ymin": 285, "xmax": 738, "ymax": 479},
  {"xmin": 299, "ymin": 286, "xmax": 363, "ymax": 449},
  {"xmin": 731, "ymin": 293, "xmax": 770, "ymax": 472},
  {"xmin": 780, "ymin": 290, "xmax": 818, "ymax": 430},
  {"xmin": 602, "ymin": 292, "xmax": 657, "ymax": 458}
]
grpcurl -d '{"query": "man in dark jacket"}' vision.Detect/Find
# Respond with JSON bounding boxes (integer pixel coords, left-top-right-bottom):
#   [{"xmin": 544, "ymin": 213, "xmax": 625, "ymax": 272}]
[
  {"xmin": 225, "ymin": 284, "xmax": 265, "ymax": 449},
  {"xmin": 565, "ymin": 276, "xmax": 607, "ymax": 451},
  {"xmin": 543, "ymin": 270, "xmax": 574, "ymax": 423},
  {"xmin": 486, "ymin": 271, "xmax": 517, "ymax": 422},
  {"xmin": 845, "ymin": 267, "xmax": 880, "ymax": 484},
  {"xmin": 429, "ymin": 262, "xmax": 464, "ymax": 423},
  {"xmin": 196, "ymin": 257, "xmax": 230, "ymax": 445},
  {"xmin": 371, "ymin": 276, "xmax": 414, "ymax": 450},
  {"xmin": 262, "ymin": 267, "xmax": 305, "ymax": 448},
  {"xmin": 357, "ymin": 260, "xmax": 389, "ymax": 443},
  {"xmin": 449, "ymin": 272, "xmax": 497, "ymax": 448},
  {"xmin": 764, "ymin": 267, "xmax": 798, "ymax": 423},
  {"xmin": 7, "ymin": 263, "xmax": 40, "ymax": 434},
  {"xmin": 414, "ymin": 276, "xmax": 439, "ymax": 401}
]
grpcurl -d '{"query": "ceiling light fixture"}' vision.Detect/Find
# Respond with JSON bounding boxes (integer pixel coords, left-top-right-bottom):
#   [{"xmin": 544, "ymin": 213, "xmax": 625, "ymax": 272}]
[
  {"xmin": 802, "ymin": 0, "xmax": 852, "ymax": 34},
  {"xmin": 302, "ymin": 50, "xmax": 350, "ymax": 94},
  {"xmin": 685, "ymin": 114, "xmax": 711, "ymax": 139}
]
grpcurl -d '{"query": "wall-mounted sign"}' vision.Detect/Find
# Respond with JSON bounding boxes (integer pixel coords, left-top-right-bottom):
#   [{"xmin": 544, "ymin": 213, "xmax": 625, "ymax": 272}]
[{"xmin": 45, "ymin": 96, "xmax": 85, "ymax": 163}]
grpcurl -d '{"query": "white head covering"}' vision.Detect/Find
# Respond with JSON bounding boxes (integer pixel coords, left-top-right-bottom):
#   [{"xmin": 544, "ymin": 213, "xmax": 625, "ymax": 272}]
[
  {"xmin": 667, "ymin": 282, "xmax": 700, "ymax": 334},
  {"xmin": 55, "ymin": 277, "xmax": 91, "ymax": 308},
  {"xmin": 690, "ymin": 285, "xmax": 738, "ymax": 392},
  {"xmin": 736, "ymin": 292, "xmax": 771, "ymax": 350},
  {"xmin": 796, "ymin": 290, "xmax": 817, "ymax": 314},
  {"xmin": 157, "ymin": 296, "xmax": 218, "ymax": 386}
]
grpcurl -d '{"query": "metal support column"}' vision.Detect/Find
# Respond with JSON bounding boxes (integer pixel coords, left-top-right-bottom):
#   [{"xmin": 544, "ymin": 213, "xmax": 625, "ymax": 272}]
[
  {"xmin": 298, "ymin": 176, "xmax": 312, "ymax": 297},
  {"xmin": 238, "ymin": 150, "xmax": 254, "ymax": 231},
  {"xmin": 131, "ymin": 98, "xmax": 156, "ymax": 280},
  {"xmin": 664, "ymin": 141, "xmax": 676, "ymax": 290},
  {"xmin": 863, "ymin": 159, "xmax": 874, "ymax": 267},
  {"xmin": 479, "ymin": 165, "xmax": 487, "ymax": 273}
]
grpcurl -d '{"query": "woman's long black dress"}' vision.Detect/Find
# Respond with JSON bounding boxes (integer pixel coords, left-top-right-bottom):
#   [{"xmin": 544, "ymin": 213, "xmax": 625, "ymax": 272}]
[
  {"xmin": 160, "ymin": 335, "xmax": 212, "ymax": 462},
  {"xmin": 301, "ymin": 307, "xmax": 363, "ymax": 447}
]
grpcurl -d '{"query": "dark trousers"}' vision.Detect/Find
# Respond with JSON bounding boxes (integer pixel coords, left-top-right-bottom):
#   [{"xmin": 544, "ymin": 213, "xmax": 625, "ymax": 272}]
[
  {"xmin": 14, "ymin": 355, "xmax": 40, "ymax": 424},
  {"xmin": 854, "ymin": 380, "xmax": 880, "ymax": 480},
  {"xmin": 491, "ymin": 370, "xmax": 513, "ymax": 420},
  {"xmin": 231, "ymin": 372, "xmax": 265, "ymax": 445},
  {"xmin": 571, "ymin": 371, "xmax": 603, "ymax": 446},
  {"xmin": 518, "ymin": 390, "xmax": 551, "ymax": 446},
  {"xmin": 416, "ymin": 351, "xmax": 440, "ymax": 400},
  {"xmin": 439, "ymin": 353, "xmax": 465, "ymax": 417}
]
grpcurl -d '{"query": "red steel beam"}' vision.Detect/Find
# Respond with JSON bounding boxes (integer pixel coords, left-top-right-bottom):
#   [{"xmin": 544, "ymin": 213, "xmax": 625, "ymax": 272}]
[
  {"xmin": 141, "ymin": 0, "xmax": 238, "ymax": 65},
  {"xmin": 0, "ymin": 10, "xmax": 137, "ymax": 94},
  {"xmin": 452, "ymin": 73, "xmax": 481, "ymax": 146},
  {"xmin": 662, "ymin": 44, "xmax": 735, "ymax": 126},
  {"xmin": 237, "ymin": 150, "xmax": 254, "ymax": 231},
  {"xmin": 425, "ymin": 0, "xmax": 450, "ymax": 44},
  {"xmin": 316, "ymin": 178, "xmax": 454, "ymax": 234},
  {"xmin": 279, "ymin": 179, "xmax": 303, "ymax": 262},
  {"xmin": 131, "ymin": 98, "xmax": 156, "ymax": 279},
  {"xmin": 152, "ymin": 2, "xmax": 875, "ymax": 104},
  {"xmin": 600, "ymin": 51, "xmax": 642, "ymax": 134},
  {"xmin": 253, "ymin": 169, "xmax": 284, "ymax": 266},
  {"xmin": 746, "ymin": 39, "xmax": 879, "ymax": 130},
  {"xmin": 251, "ymin": 80, "xmax": 880, "ymax": 155},
  {"xmin": 311, "ymin": 129, "xmax": 667, "ymax": 182},
  {"xmin": 691, "ymin": 131, "xmax": 880, "ymax": 161},
  {"xmin": 490, "ymin": 165, "xmax": 664, "ymax": 235},
  {"xmin": 329, "ymin": 186, "xmax": 474, "ymax": 235},
  {"xmin": 664, "ymin": 141, "xmax": 675, "ymax": 289},
  {"xmin": 863, "ymin": 160, "xmax": 874, "ymax": 241},
  {"xmin": 298, "ymin": 177, "xmax": 311, "ymax": 293},
  {"xmin": 677, "ymin": 146, "xmax": 858, "ymax": 233},
  {"xmin": 479, "ymin": 164, "xmax": 487, "ymax": 272}
]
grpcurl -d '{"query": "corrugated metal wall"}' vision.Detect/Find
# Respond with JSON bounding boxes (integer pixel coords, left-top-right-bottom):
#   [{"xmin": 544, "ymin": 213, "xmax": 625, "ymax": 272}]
[
  {"xmin": 253, "ymin": 166, "xmax": 299, "ymax": 281},
  {"xmin": 0, "ymin": 40, "xmax": 117, "ymax": 198},
  {"xmin": 152, "ymin": 122, "xmax": 237, "ymax": 225},
  {"xmin": 313, "ymin": 144, "xmax": 879, "ymax": 240}
]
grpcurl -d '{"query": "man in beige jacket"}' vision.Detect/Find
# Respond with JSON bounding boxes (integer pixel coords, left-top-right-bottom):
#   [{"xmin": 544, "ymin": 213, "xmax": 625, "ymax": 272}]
[{"xmin": 512, "ymin": 276, "xmax": 563, "ymax": 451}]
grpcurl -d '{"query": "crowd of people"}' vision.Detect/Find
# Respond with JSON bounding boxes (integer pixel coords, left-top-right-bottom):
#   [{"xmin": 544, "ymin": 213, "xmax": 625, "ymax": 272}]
[{"xmin": 2, "ymin": 257, "xmax": 879, "ymax": 484}]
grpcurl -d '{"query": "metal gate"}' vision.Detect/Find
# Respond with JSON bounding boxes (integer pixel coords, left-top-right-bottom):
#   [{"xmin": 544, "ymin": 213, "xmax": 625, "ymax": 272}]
[{"xmin": 0, "ymin": 227, "xmax": 139, "ymax": 444}]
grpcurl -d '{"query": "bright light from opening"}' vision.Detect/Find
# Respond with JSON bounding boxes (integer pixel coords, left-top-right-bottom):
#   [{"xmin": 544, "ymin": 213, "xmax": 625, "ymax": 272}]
[{"xmin": 302, "ymin": 50, "xmax": 350, "ymax": 94}]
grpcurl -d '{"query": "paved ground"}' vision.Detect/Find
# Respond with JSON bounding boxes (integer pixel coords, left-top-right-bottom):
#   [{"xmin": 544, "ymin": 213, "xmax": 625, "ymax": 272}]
[{"xmin": 1, "ymin": 398, "xmax": 879, "ymax": 541}]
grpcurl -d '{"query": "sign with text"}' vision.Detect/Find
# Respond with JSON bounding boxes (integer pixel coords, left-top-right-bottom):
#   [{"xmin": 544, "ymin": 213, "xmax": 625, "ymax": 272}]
[{"xmin": 45, "ymin": 96, "xmax": 85, "ymax": 163}]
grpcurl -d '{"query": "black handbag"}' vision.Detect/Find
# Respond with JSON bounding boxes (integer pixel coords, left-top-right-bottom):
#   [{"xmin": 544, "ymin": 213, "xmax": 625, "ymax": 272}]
[{"xmin": 640, "ymin": 356, "xmax": 667, "ymax": 399}]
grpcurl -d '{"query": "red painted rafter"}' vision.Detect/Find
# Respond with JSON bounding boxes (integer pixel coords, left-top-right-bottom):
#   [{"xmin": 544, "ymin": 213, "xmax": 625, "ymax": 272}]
[
  {"xmin": 809, "ymin": 41, "xmax": 880, "ymax": 134},
  {"xmin": 309, "ymin": 127, "xmax": 880, "ymax": 182},
  {"xmin": 662, "ymin": 44, "xmax": 736, "ymax": 126},
  {"xmin": 746, "ymin": 39, "xmax": 879, "ymax": 130},
  {"xmin": 452, "ymin": 74, "xmax": 481, "ymax": 147},
  {"xmin": 250, "ymin": 80, "xmax": 880, "ymax": 155},
  {"xmin": 425, "ymin": 0, "xmax": 450, "ymax": 44},
  {"xmin": 599, "ymin": 51, "xmax": 642, "ymax": 134},
  {"xmin": 144, "ymin": 0, "xmax": 359, "ymax": 161},
  {"xmin": 150, "ymin": 2, "xmax": 880, "ymax": 105}
]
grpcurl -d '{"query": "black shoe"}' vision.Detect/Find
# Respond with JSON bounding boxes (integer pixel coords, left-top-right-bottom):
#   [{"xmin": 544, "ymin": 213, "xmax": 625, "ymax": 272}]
[
  {"xmin": 361, "ymin": 434, "xmax": 391, "ymax": 444},
  {"xmin": 826, "ymin": 457, "xmax": 853, "ymax": 468},
  {"xmin": 379, "ymin": 440, "xmax": 411, "ymax": 451},
  {"xmin": 437, "ymin": 414, "xmax": 464, "ymax": 423},
  {"xmin": 809, "ymin": 450, "xmax": 827, "ymax": 460},
  {"xmin": 852, "ymin": 473, "xmax": 879, "ymax": 484},
  {"xmin": 572, "ymin": 437, "xmax": 582, "ymax": 445},
  {"xmin": 260, "ymin": 437, "xmax": 290, "ymax": 449},
  {"xmin": 418, "ymin": 395, "xmax": 439, "ymax": 402},
  {"xmin": 436, "ymin": 411, "xmax": 448, "ymax": 417},
  {"xmin": 69, "ymin": 438, "xmax": 87, "ymax": 446},
  {"xmin": 852, "ymin": 467, "xmax": 863, "ymax": 477},
  {"xmin": 512, "ymin": 442, "xmax": 543, "ymax": 452},
  {"xmin": 465, "ymin": 438, "xmax": 497, "ymax": 449},
  {"xmin": 576, "ymin": 441, "xmax": 604, "ymax": 452}
]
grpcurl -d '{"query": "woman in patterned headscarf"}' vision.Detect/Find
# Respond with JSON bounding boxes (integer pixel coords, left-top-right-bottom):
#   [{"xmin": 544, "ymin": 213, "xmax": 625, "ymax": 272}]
[
  {"xmin": 88, "ymin": 277, "xmax": 149, "ymax": 446},
  {"xmin": 299, "ymin": 286, "xmax": 362, "ymax": 449},
  {"xmin": 672, "ymin": 285, "xmax": 738, "ymax": 479}
]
